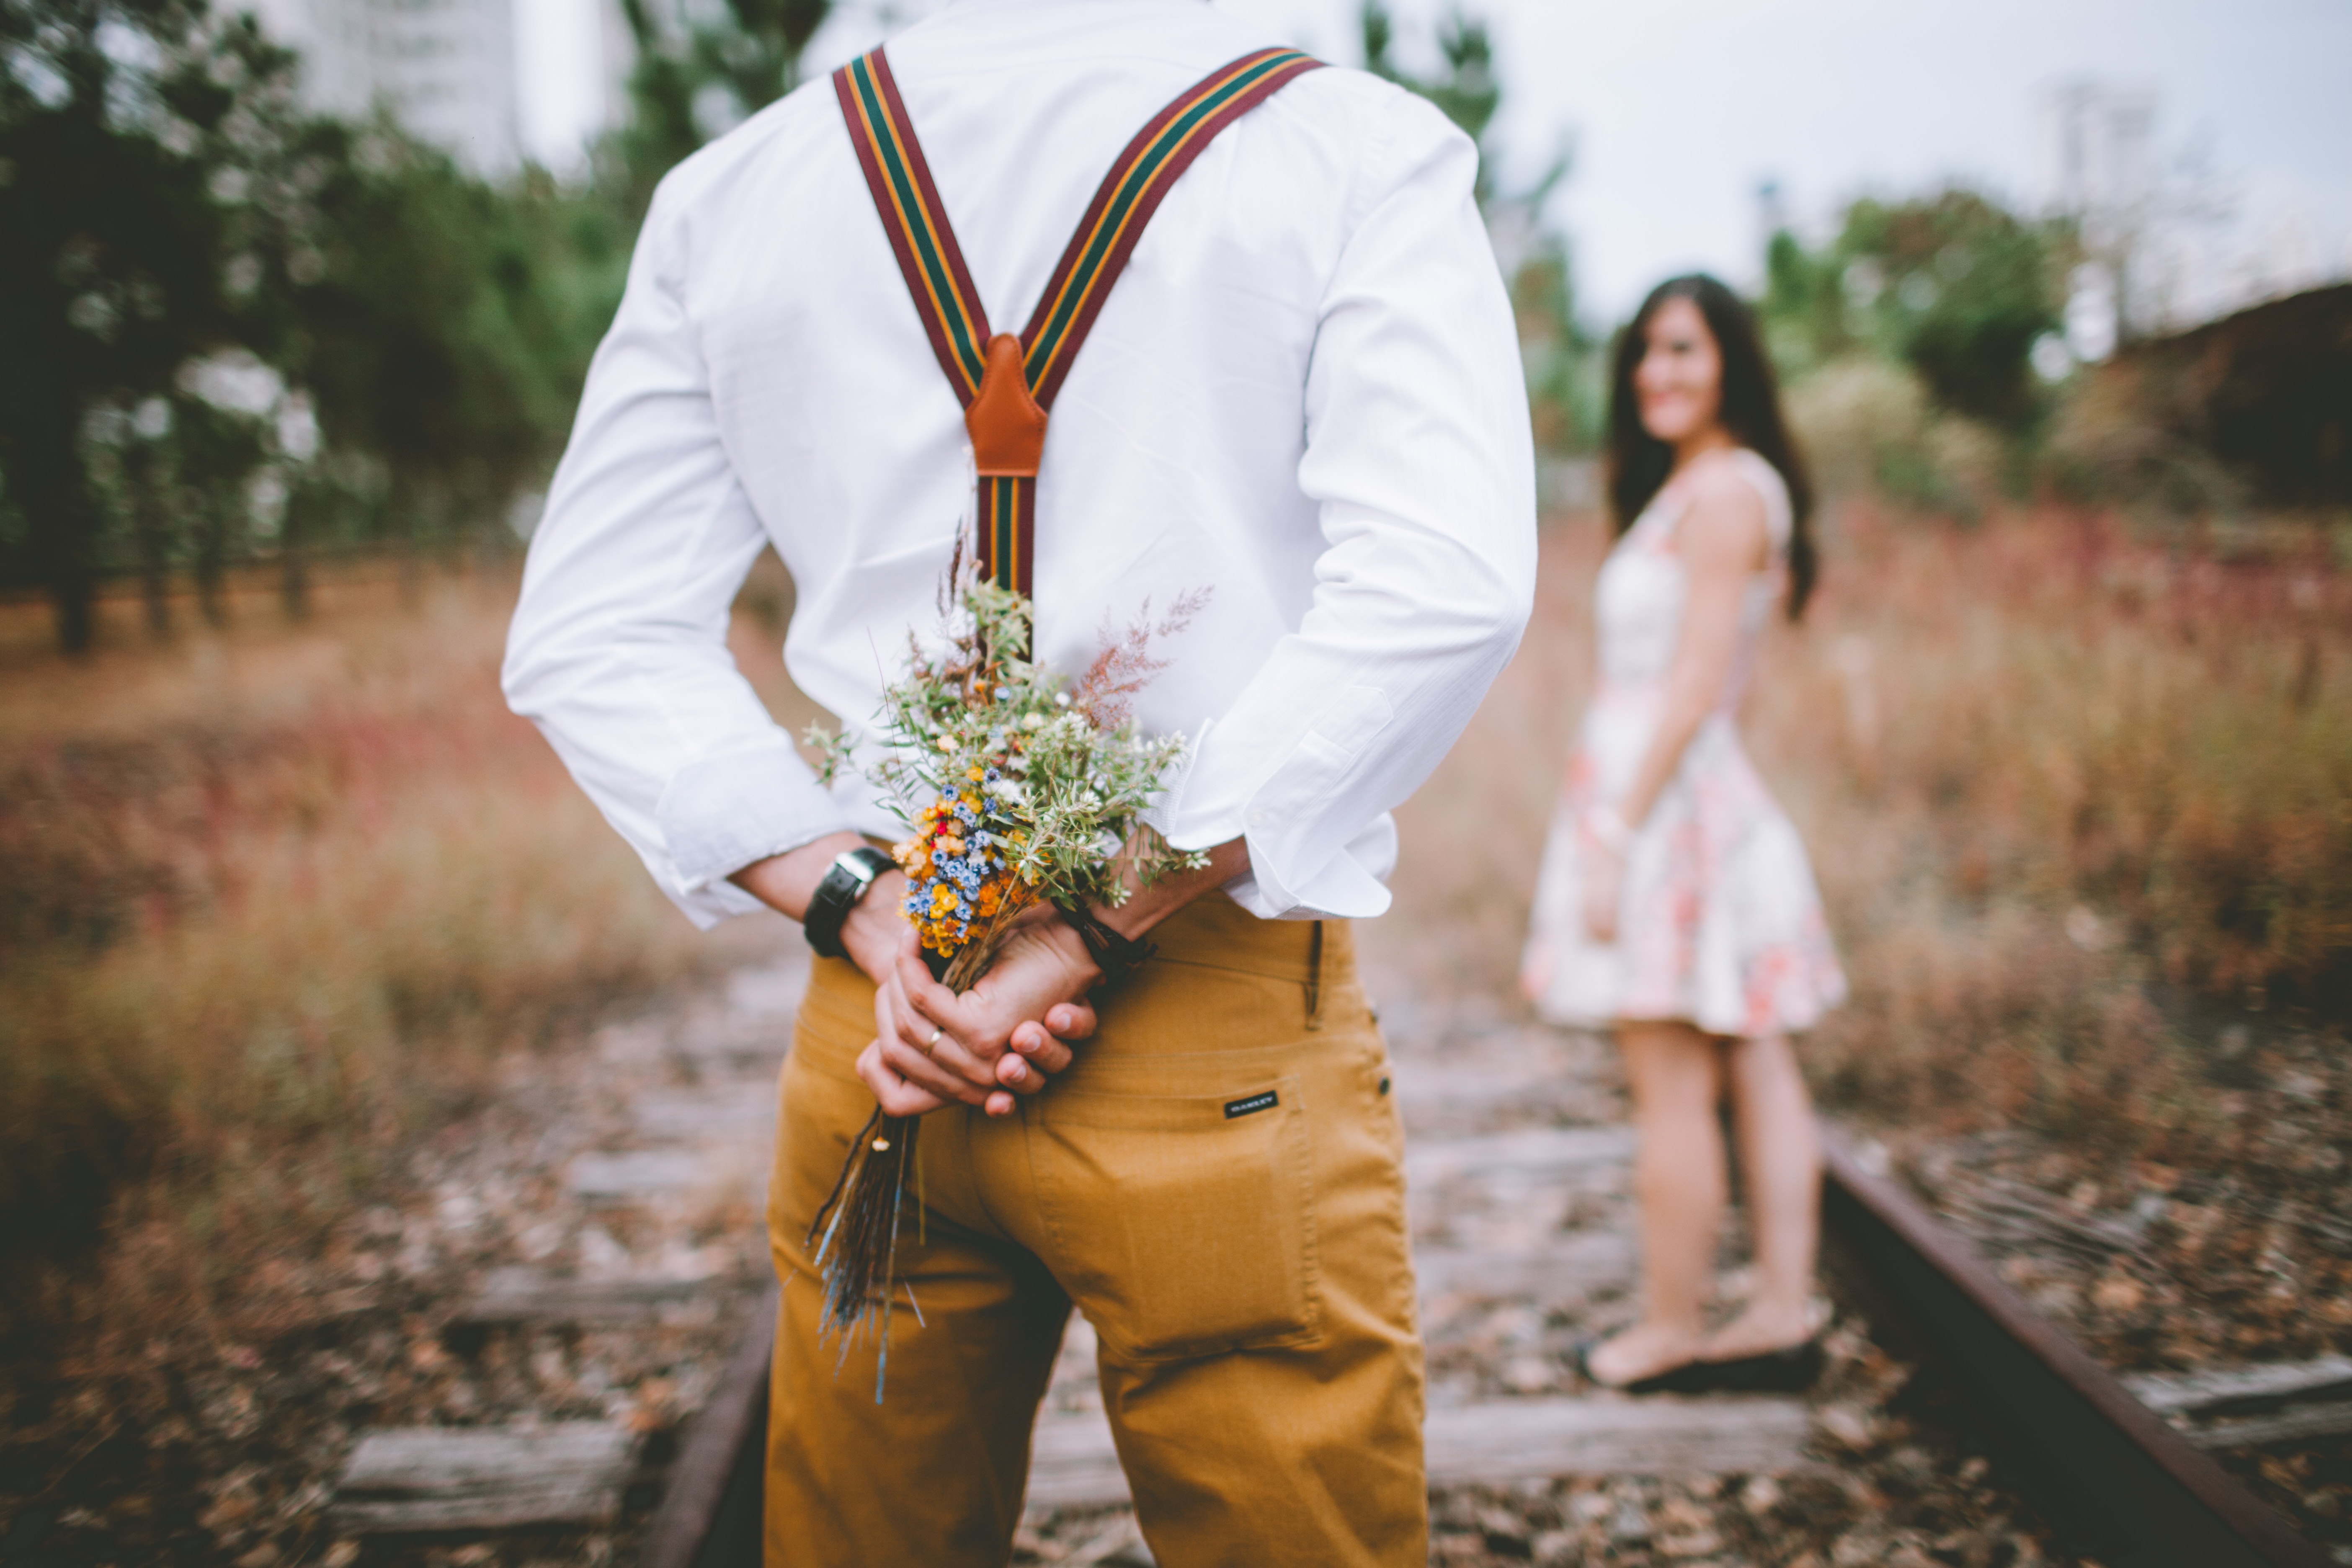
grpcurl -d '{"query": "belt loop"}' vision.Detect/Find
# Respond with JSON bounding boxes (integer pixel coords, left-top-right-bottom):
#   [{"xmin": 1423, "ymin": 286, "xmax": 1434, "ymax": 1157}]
[{"xmin": 1304, "ymin": 920, "xmax": 1323, "ymax": 1030}]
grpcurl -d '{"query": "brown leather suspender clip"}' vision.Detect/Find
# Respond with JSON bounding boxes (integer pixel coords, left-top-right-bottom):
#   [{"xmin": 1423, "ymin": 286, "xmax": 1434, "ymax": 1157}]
[{"xmin": 967, "ymin": 334, "xmax": 1047, "ymax": 478}]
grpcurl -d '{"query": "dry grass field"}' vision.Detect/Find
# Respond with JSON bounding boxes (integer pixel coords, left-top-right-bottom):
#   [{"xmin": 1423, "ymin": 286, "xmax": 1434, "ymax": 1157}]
[
  {"xmin": 3, "ymin": 505, "xmax": 2346, "ymax": 1362},
  {"xmin": 0, "ymin": 557, "xmax": 814, "ymax": 1350}
]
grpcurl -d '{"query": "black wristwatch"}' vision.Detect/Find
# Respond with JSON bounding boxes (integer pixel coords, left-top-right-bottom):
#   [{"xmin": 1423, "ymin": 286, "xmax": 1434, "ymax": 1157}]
[
  {"xmin": 1058, "ymin": 902, "xmax": 1156, "ymax": 985},
  {"xmin": 804, "ymin": 846, "xmax": 896, "ymax": 960}
]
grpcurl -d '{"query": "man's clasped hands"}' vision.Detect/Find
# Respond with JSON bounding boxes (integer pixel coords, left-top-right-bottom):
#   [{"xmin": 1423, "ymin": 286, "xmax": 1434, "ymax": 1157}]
[{"xmin": 734, "ymin": 829, "xmax": 1248, "ymax": 1119}]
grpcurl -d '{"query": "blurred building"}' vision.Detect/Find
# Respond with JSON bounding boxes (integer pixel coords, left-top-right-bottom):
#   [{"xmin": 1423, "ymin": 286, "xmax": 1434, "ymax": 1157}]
[
  {"xmin": 2035, "ymin": 81, "xmax": 2157, "ymax": 356},
  {"xmin": 248, "ymin": 0, "xmax": 522, "ymax": 175},
  {"xmin": 2034, "ymin": 83, "xmax": 2156, "ymax": 222}
]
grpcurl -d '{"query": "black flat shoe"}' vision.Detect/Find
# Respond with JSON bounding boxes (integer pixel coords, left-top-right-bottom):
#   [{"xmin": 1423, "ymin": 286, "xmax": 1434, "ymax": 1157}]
[
  {"xmin": 1693, "ymin": 1337, "xmax": 1826, "ymax": 1394},
  {"xmin": 1572, "ymin": 1337, "xmax": 1719, "ymax": 1396}
]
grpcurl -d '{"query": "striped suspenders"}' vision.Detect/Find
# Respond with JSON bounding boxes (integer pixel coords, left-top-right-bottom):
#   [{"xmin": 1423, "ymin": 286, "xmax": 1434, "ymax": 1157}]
[{"xmin": 834, "ymin": 46, "xmax": 1321, "ymax": 597}]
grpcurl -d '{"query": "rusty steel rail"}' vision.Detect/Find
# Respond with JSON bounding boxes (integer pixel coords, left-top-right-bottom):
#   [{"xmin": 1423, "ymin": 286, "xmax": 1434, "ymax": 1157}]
[
  {"xmin": 646, "ymin": 1146, "xmax": 2331, "ymax": 1568},
  {"xmin": 638, "ymin": 1283, "xmax": 772, "ymax": 1568},
  {"xmin": 1822, "ymin": 1137, "xmax": 2329, "ymax": 1568}
]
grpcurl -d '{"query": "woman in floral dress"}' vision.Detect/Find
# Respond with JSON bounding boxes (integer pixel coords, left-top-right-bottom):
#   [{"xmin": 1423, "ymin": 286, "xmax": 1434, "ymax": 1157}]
[{"xmin": 1522, "ymin": 275, "xmax": 1846, "ymax": 1393}]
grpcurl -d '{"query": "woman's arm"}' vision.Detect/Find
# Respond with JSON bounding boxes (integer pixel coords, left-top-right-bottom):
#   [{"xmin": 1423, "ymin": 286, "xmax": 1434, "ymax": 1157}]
[{"xmin": 1583, "ymin": 467, "xmax": 1769, "ymax": 941}]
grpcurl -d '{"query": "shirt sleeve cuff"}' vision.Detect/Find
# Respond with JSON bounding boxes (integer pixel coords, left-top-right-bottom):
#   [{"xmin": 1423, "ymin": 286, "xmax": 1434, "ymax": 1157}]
[
  {"xmin": 1168, "ymin": 813, "xmax": 1398, "ymax": 921},
  {"xmin": 656, "ymin": 735, "xmax": 858, "ymax": 895},
  {"xmin": 1162, "ymin": 688, "xmax": 1400, "ymax": 921}
]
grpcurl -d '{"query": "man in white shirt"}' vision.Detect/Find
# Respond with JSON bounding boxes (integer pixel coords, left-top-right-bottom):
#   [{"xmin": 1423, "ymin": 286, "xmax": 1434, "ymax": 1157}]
[{"xmin": 504, "ymin": 1, "xmax": 1533, "ymax": 1561}]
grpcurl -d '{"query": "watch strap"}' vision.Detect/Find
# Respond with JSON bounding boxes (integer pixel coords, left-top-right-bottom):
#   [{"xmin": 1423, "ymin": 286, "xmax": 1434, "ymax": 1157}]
[
  {"xmin": 1057, "ymin": 902, "xmax": 1155, "ymax": 985},
  {"xmin": 805, "ymin": 846, "xmax": 895, "ymax": 961}
]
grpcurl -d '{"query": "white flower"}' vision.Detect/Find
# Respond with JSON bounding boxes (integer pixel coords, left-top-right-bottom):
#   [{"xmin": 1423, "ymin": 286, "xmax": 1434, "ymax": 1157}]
[
  {"xmin": 1022, "ymin": 713, "xmax": 1044, "ymax": 730},
  {"xmin": 1053, "ymin": 691, "xmax": 1071, "ymax": 708}
]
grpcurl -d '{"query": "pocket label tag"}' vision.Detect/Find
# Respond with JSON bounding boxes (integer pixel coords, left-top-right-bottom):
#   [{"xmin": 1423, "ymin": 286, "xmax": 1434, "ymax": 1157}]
[{"xmin": 1223, "ymin": 1090, "xmax": 1280, "ymax": 1120}]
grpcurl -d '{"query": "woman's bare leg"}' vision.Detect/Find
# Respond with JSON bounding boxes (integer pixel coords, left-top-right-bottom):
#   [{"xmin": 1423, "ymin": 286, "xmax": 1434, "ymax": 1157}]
[
  {"xmin": 1588, "ymin": 1019, "xmax": 1726, "ymax": 1385},
  {"xmin": 1708, "ymin": 1032, "xmax": 1822, "ymax": 1357}
]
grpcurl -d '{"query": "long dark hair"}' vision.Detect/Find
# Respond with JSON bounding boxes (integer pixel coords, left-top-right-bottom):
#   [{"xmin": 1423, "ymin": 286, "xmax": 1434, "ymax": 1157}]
[{"xmin": 1606, "ymin": 274, "xmax": 1818, "ymax": 620}]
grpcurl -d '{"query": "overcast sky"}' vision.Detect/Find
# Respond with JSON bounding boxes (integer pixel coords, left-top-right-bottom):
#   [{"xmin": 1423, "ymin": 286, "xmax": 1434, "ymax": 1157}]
[{"xmin": 524, "ymin": 0, "xmax": 2352, "ymax": 324}]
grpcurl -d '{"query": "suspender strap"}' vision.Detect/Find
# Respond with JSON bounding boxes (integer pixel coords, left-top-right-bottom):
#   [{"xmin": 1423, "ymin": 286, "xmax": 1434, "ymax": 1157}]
[
  {"xmin": 835, "ymin": 45, "xmax": 1321, "ymax": 596},
  {"xmin": 835, "ymin": 50, "xmax": 994, "ymax": 405},
  {"xmin": 1014, "ymin": 46, "xmax": 1322, "ymax": 407}
]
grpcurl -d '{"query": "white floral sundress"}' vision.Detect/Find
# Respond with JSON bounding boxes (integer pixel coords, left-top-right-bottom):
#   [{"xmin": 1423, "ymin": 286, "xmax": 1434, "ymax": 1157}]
[{"xmin": 1521, "ymin": 449, "xmax": 1847, "ymax": 1038}]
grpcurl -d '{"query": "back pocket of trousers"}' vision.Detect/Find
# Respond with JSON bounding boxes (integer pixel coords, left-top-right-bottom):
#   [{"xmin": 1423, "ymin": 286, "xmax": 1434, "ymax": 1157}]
[{"xmin": 1034, "ymin": 1075, "xmax": 1319, "ymax": 1362}]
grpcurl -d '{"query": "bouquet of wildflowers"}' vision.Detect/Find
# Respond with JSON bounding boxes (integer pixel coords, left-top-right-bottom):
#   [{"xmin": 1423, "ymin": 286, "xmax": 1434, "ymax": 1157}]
[{"xmin": 804, "ymin": 578, "xmax": 1204, "ymax": 1392}]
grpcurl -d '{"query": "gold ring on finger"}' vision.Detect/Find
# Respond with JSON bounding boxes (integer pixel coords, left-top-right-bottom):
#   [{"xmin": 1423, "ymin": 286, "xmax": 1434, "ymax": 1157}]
[{"xmin": 925, "ymin": 1025, "xmax": 944, "ymax": 1053}]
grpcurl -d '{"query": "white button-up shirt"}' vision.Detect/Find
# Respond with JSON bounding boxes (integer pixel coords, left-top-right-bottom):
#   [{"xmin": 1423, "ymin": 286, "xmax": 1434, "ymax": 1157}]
[{"xmin": 503, "ymin": 0, "xmax": 1536, "ymax": 929}]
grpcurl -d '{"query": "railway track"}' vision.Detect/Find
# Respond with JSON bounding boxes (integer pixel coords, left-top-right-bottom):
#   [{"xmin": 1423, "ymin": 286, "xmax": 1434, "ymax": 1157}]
[
  {"xmin": 630, "ymin": 1091, "xmax": 2333, "ymax": 1568},
  {"xmin": 1817, "ymin": 1142, "xmax": 2329, "ymax": 1568},
  {"xmin": 308, "ymin": 960, "xmax": 2336, "ymax": 1568},
  {"xmin": 632, "ymin": 1143, "xmax": 2332, "ymax": 1568}
]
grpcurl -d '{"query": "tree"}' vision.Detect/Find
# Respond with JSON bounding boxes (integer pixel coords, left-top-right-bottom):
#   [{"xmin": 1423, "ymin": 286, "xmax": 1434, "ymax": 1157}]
[
  {"xmin": 0, "ymin": 0, "xmax": 261, "ymax": 649},
  {"xmin": 2, "ymin": 0, "xmax": 639, "ymax": 647},
  {"xmin": 612, "ymin": 0, "xmax": 830, "ymax": 217},
  {"xmin": 1763, "ymin": 188, "xmax": 2072, "ymax": 432},
  {"xmin": 1360, "ymin": 2, "xmax": 1599, "ymax": 453},
  {"xmin": 293, "ymin": 132, "xmax": 585, "ymax": 552},
  {"xmin": 1759, "ymin": 227, "xmax": 1854, "ymax": 380}
]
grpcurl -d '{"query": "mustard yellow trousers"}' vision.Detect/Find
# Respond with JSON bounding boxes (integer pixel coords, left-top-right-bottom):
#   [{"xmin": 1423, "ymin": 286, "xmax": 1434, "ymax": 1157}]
[{"xmin": 763, "ymin": 895, "xmax": 1426, "ymax": 1567}]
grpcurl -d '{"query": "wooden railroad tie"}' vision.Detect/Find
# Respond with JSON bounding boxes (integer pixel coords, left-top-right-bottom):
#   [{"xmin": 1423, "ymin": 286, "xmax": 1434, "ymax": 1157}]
[{"xmin": 328, "ymin": 1424, "xmax": 639, "ymax": 1535}]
